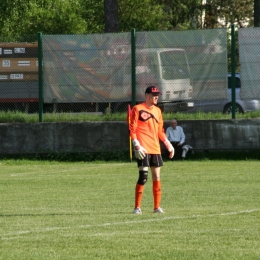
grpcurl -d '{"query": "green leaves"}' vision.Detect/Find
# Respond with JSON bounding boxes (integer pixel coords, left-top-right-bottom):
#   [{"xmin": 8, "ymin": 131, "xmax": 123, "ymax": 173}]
[
  {"xmin": 0, "ymin": 0, "xmax": 87, "ymax": 40},
  {"xmin": 0, "ymin": 0, "xmax": 255, "ymax": 41},
  {"xmin": 118, "ymin": 0, "xmax": 171, "ymax": 31}
]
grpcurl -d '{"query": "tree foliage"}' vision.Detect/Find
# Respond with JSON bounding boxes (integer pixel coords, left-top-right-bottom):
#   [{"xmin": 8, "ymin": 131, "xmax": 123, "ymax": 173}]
[
  {"xmin": 157, "ymin": 0, "xmax": 253, "ymax": 29},
  {"xmin": 202, "ymin": 0, "xmax": 253, "ymax": 28},
  {"xmin": 0, "ymin": 0, "xmax": 255, "ymax": 41},
  {"xmin": 79, "ymin": 0, "xmax": 105, "ymax": 33},
  {"xmin": 118, "ymin": 0, "xmax": 171, "ymax": 31},
  {"xmin": 157, "ymin": 0, "xmax": 202, "ymax": 29},
  {"xmin": 0, "ymin": 0, "xmax": 87, "ymax": 40}
]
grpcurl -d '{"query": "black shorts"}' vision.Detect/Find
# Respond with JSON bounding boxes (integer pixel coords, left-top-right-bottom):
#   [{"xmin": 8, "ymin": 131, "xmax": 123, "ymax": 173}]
[{"xmin": 137, "ymin": 154, "xmax": 163, "ymax": 167}]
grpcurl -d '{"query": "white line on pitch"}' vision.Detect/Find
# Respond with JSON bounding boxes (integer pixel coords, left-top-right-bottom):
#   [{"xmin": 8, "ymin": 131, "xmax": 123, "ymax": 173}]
[{"xmin": 1, "ymin": 208, "xmax": 259, "ymax": 240}]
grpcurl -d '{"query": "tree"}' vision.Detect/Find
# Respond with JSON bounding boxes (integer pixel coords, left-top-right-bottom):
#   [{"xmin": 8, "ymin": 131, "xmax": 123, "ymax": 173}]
[
  {"xmin": 157, "ymin": 0, "xmax": 202, "ymax": 29},
  {"xmin": 157, "ymin": 0, "xmax": 253, "ymax": 29},
  {"xmin": 202, "ymin": 0, "xmax": 253, "ymax": 28},
  {"xmin": 104, "ymin": 0, "xmax": 119, "ymax": 32},
  {"xmin": 0, "ymin": 0, "xmax": 256, "ymax": 41},
  {"xmin": 118, "ymin": 0, "xmax": 170, "ymax": 31},
  {"xmin": 79, "ymin": 0, "xmax": 105, "ymax": 33},
  {"xmin": 23, "ymin": 1, "xmax": 87, "ymax": 34},
  {"xmin": 0, "ymin": 0, "xmax": 87, "ymax": 40},
  {"xmin": 254, "ymin": 0, "xmax": 260, "ymax": 26},
  {"xmin": 0, "ymin": 0, "xmax": 31, "ymax": 40}
]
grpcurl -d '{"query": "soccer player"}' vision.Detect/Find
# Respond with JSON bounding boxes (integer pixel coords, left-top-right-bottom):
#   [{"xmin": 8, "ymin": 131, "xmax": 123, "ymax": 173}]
[{"xmin": 129, "ymin": 86, "xmax": 174, "ymax": 214}]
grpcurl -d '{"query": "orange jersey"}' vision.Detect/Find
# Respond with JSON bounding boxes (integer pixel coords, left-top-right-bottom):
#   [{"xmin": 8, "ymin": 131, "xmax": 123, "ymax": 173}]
[{"xmin": 129, "ymin": 102, "xmax": 166, "ymax": 154}]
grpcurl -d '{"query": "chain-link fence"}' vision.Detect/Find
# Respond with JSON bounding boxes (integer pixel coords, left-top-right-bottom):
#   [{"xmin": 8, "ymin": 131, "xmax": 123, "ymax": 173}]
[
  {"xmin": 239, "ymin": 28, "xmax": 260, "ymax": 99},
  {"xmin": 0, "ymin": 35, "xmax": 38, "ymax": 113},
  {"xmin": 1, "ymin": 28, "xmax": 260, "ymax": 116},
  {"xmin": 42, "ymin": 33, "xmax": 131, "ymax": 113},
  {"xmin": 41, "ymin": 29, "xmax": 227, "ymax": 113}
]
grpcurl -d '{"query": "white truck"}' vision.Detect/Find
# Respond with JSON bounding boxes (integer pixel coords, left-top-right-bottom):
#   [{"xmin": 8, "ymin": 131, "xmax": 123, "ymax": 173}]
[
  {"xmin": 132, "ymin": 48, "xmax": 194, "ymax": 112},
  {"xmin": 44, "ymin": 45, "xmax": 195, "ymax": 113},
  {"xmin": 106, "ymin": 48, "xmax": 194, "ymax": 112}
]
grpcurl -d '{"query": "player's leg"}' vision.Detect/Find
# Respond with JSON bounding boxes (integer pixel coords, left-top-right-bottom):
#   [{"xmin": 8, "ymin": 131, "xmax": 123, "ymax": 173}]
[
  {"xmin": 151, "ymin": 155, "xmax": 164, "ymax": 213},
  {"xmin": 133, "ymin": 155, "xmax": 150, "ymax": 214},
  {"xmin": 134, "ymin": 166, "xmax": 148, "ymax": 211},
  {"xmin": 151, "ymin": 166, "xmax": 162, "ymax": 211}
]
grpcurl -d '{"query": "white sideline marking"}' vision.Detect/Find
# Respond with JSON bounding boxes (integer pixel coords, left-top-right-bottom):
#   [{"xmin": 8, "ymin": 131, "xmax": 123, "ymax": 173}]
[
  {"xmin": 1, "ymin": 208, "xmax": 259, "ymax": 240},
  {"xmin": 8, "ymin": 163, "xmax": 128, "ymax": 177}
]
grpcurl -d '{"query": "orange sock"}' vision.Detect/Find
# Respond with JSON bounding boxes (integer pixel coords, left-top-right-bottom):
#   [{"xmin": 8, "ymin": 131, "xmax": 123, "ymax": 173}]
[
  {"xmin": 153, "ymin": 180, "xmax": 161, "ymax": 210},
  {"xmin": 135, "ymin": 183, "xmax": 144, "ymax": 208}
]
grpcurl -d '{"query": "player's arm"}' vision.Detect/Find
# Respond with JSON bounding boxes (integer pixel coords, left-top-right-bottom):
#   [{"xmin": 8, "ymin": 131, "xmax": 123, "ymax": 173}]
[
  {"xmin": 158, "ymin": 115, "xmax": 174, "ymax": 159},
  {"xmin": 159, "ymin": 131, "xmax": 174, "ymax": 159},
  {"xmin": 129, "ymin": 107, "xmax": 147, "ymax": 160},
  {"xmin": 132, "ymin": 139, "xmax": 147, "ymax": 160},
  {"xmin": 163, "ymin": 138, "xmax": 174, "ymax": 158},
  {"xmin": 129, "ymin": 106, "xmax": 138, "ymax": 141}
]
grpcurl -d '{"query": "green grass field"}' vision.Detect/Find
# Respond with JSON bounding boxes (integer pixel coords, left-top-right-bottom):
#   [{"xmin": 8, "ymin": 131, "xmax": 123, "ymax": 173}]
[{"xmin": 1, "ymin": 160, "xmax": 260, "ymax": 260}]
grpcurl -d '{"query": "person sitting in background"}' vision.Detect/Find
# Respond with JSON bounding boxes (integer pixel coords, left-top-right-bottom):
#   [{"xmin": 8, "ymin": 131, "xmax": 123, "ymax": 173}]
[{"xmin": 166, "ymin": 119, "xmax": 191, "ymax": 160}]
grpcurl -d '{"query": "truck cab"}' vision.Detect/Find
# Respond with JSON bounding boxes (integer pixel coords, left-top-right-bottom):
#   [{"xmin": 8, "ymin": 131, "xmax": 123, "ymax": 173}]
[{"xmin": 133, "ymin": 48, "xmax": 194, "ymax": 112}]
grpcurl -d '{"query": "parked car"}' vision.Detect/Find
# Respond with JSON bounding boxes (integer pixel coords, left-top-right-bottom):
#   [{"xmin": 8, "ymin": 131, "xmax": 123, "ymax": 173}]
[{"xmin": 189, "ymin": 73, "xmax": 260, "ymax": 113}]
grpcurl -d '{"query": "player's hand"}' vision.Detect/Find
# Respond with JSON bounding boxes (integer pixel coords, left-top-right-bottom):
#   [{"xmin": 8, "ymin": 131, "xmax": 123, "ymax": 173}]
[
  {"xmin": 132, "ymin": 139, "xmax": 147, "ymax": 160},
  {"xmin": 164, "ymin": 139, "xmax": 175, "ymax": 158}
]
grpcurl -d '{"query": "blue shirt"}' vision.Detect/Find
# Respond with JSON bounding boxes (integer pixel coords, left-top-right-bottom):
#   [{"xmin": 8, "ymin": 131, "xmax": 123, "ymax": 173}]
[{"xmin": 166, "ymin": 125, "xmax": 185, "ymax": 144}]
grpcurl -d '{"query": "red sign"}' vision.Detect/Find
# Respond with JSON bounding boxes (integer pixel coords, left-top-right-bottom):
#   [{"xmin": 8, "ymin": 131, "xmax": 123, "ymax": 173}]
[{"xmin": 110, "ymin": 39, "xmax": 130, "ymax": 60}]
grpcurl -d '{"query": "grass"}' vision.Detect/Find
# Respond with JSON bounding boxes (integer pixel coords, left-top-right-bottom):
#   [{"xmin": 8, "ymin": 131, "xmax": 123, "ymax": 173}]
[
  {"xmin": 1, "ymin": 160, "xmax": 260, "ymax": 259},
  {"xmin": 0, "ymin": 110, "xmax": 260, "ymax": 123}
]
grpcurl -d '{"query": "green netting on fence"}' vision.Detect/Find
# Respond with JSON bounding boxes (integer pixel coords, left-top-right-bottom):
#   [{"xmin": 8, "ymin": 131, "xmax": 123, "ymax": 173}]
[
  {"xmin": 239, "ymin": 28, "xmax": 260, "ymax": 99},
  {"xmin": 41, "ymin": 29, "xmax": 228, "ymax": 113}
]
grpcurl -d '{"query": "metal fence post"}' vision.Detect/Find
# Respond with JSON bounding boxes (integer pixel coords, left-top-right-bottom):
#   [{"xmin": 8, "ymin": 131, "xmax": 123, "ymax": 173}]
[
  {"xmin": 38, "ymin": 32, "xmax": 43, "ymax": 122},
  {"xmin": 231, "ymin": 24, "xmax": 236, "ymax": 119},
  {"xmin": 131, "ymin": 28, "xmax": 136, "ymax": 107}
]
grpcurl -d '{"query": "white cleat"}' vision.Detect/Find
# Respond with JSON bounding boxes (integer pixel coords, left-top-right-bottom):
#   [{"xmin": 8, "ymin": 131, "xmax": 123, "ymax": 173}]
[
  {"xmin": 133, "ymin": 207, "xmax": 142, "ymax": 214},
  {"xmin": 153, "ymin": 207, "xmax": 165, "ymax": 213}
]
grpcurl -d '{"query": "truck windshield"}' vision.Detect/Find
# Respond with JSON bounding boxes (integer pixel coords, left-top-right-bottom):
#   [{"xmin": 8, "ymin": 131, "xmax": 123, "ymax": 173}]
[{"xmin": 160, "ymin": 50, "xmax": 189, "ymax": 80}]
